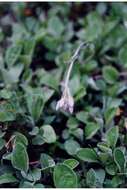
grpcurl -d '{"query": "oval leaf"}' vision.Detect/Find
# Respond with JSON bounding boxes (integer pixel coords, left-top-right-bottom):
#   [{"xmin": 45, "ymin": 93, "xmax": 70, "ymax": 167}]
[
  {"xmin": 85, "ymin": 122, "xmax": 100, "ymax": 139},
  {"xmin": 5, "ymin": 44, "xmax": 22, "ymax": 67},
  {"xmin": 114, "ymin": 148, "xmax": 126, "ymax": 172},
  {"xmin": 40, "ymin": 153, "xmax": 55, "ymax": 170},
  {"xmin": 102, "ymin": 65, "xmax": 118, "ymax": 84},
  {"xmin": 42, "ymin": 125, "xmax": 56, "ymax": 143},
  {"xmin": 14, "ymin": 132, "xmax": 28, "ymax": 146},
  {"xmin": 21, "ymin": 168, "xmax": 41, "ymax": 182},
  {"xmin": 26, "ymin": 94, "xmax": 44, "ymax": 122},
  {"xmin": 53, "ymin": 164, "xmax": 77, "ymax": 188},
  {"xmin": 11, "ymin": 143, "xmax": 29, "ymax": 172},
  {"xmin": 86, "ymin": 169, "xmax": 96, "ymax": 187},
  {"xmin": 64, "ymin": 139, "xmax": 80, "ymax": 155},
  {"xmin": 0, "ymin": 173, "xmax": 18, "ymax": 184},
  {"xmin": 77, "ymin": 148, "xmax": 99, "ymax": 163},
  {"xmin": 106, "ymin": 126, "xmax": 119, "ymax": 148}
]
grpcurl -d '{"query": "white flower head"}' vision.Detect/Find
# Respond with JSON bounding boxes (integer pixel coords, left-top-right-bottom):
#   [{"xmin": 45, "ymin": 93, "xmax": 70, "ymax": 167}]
[{"xmin": 56, "ymin": 87, "xmax": 74, "ymax": 114}]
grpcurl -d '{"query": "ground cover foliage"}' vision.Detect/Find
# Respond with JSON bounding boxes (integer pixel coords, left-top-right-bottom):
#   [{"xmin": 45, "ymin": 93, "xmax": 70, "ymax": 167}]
[{"xmin": 0, "ymin": 2, "xmax": 127, "ymax": 188}]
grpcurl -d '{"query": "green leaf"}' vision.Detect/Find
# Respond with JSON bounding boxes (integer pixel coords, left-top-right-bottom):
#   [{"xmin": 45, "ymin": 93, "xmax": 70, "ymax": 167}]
[
  {"xmin": 23, "ymin": 37, "xmax": 35, "ymax": 55},
  {"xmin": 69, "ymin": 75, "xmax": 86, "ymax": 100},
  {"xmin": 32, "ymin": 135, "xmax": 44, "ymax": 145},
  {"xmin": 29, "ymin": 127, "xmax": 39, "ymax": 136},
  {"xmin": 72, "ymin": 128, "xmax": 84, "ymax": 141},
  {"xmin": 97, "ymin": 142, "xmax": 112, "ymax": 153},
  {"xmin": 77, "ymin": 148, "xmax": 99, "ymax": 163},
  {"xmin": 0, "ymin": 101, "xmax": 16, "ymax": 122},
  {"xmin": 53, "ymin": 164, "xmax": 77, "ymax": 188},
  {"xmin": 118, "ymin": 44, "xmax": 127, "ymax": 68},
  {"xmin": 86, "ymin": 169, "xmax": 96, "ymax": 187},
  {"xmin": 114, "ymin": 148, "xmax": 126, "ymax": 172},
  {"xmin": 5, "ymin": 44, "xmax": 22, "ymax": 67},
  {"xmin": 19, "ymin": 181, "xmax": 34, "ymax": 188},
  {"xmin": 69, "ymin": 76, "xmax": 81, "ymax": 96},
  {"xmin": 64, "ymin": 159, "xmax": 79, "ymax": 169},
  {"xmin": 76, "ymin": 111, "xmax": 88, "ymax": 124},
  {"xmin": 106, "ymin": 126, "xmax": 119, "ymax": 148},
  {"xmin": 42, "ymin": 87, "xmax": 54, "ymax": 103},
  {"xmin": 111, "ymin": 176, "xmax": 124, "ymax": 188},
  {"xmin": 0, "ymin": 173, "xmax": 18, "ymax": 184},
  {"xmin": 14, "ymin": 132, "xmax": 28, "ymax": 146},
  {"xmin": 106, "ymin": 162, "xmax": 117, "ymax": 175},
  {"xmin": 99, "ymin": 153, "xmax": 109, "ymax": 164},
  {"xmin": 43, "ymin": 36, "xmax": 60, "ymax": 51},
  {"xmin": 40, "ymin": 153, "xmax": 55, "ymax": 170},
  {"xmin": 87, "ymin": 77, "xmax": 100, "ymax": 90},
  {"xmin": 86, "ymin": 168, "xmax": 105, "ymax": 188},
  {"xmin": 38, "ymin": 68, "xmax": 61, "ymax": 90},
  {"xmin": 102, "ymin": 65, "xmax": 119, "ymax": 84},
  {"xmin": 0, "ymin": 89, "xmax": 12, "ymax": 99},
  {"xmin": 74, "ymin": 86, "xmax": 86, "ymax": 101},
  {"xmin": 82, "ymin": 60, "xmax": 97, "ymax": 73},
  {"xmin": 41, "ymin": 125, "xmax": 56, "ymax": 143},
  {"xmin": 26, "ymin": 93, "xmax": 44, "ymax": 122},
  {"xmin": 11, "ymin": 142, "xmax": 29, "ymax": 172},
  {"xmin": 64, "ymin": 139, "xmax": 80, "ymax": 155},
  {"xmin": 104, "ymin": 107, "xmax": 117, "ymax": 125},
  {"xmin": 19, "ymin": 55, "xmax": 31, "ymax": 66},
  {"xmin": 35, "ymin": 28, "xmax": 46, "ymax": 42},
  {"xmin": 67, "ymin": 117, "xmax": 79, "ymax": 129},
  {"xmin": 20, "ymin": 181, "xmax": 45, "ymax": 188},
  {"xmin": 21, "ymin": 37, "xmax": 35, "ymax": 66},
  {"xmin": 85, "ymin": 122, "xmax": 100, "ymax": 139},
  {"xmin": 3, "ymin": 152, "xmax": 12, "ymax": 161},
  {"xmin": 103, "ymin": 20, "xmax": 118, "ymax": 36},
  {"xmin": 48, "ymin": 16, "xmax": 64, "ymax": 36},
  {"xmin": 85, "ymin": 12, "xmax": 103, "ymax": 41},
  {"xmin": 95, "ymin": 169, "xmax": 105, "ymax": 187},
  {"xmin": 1, "ymin": 64, "xmax": 24, "ymax": 84},
  {"xmin": 21, "ymin": 168, "xmax": 41, "ymax": 182}
]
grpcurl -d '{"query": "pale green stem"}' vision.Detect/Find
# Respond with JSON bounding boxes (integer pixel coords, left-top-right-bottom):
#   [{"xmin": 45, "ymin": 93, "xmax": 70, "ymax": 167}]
[
  {"xmin": 64, "ymin": 42, "xmax": 87, "ymax": 89},
  {"xmin": 65, "ymin": 59, "xmax": 75, "ymax": 89}
]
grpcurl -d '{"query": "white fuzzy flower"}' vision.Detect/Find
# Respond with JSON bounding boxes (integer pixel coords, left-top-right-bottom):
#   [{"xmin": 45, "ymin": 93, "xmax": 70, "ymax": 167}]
[{"xmin": 56, "ymin": 87, "xmax": 74, "ymax": 113}]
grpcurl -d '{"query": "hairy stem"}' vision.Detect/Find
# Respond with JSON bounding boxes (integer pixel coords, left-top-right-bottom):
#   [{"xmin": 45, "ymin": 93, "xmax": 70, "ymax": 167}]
[{"xmin": 64, "ymin": 42, "xmax": 91, "ymax": 88}]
